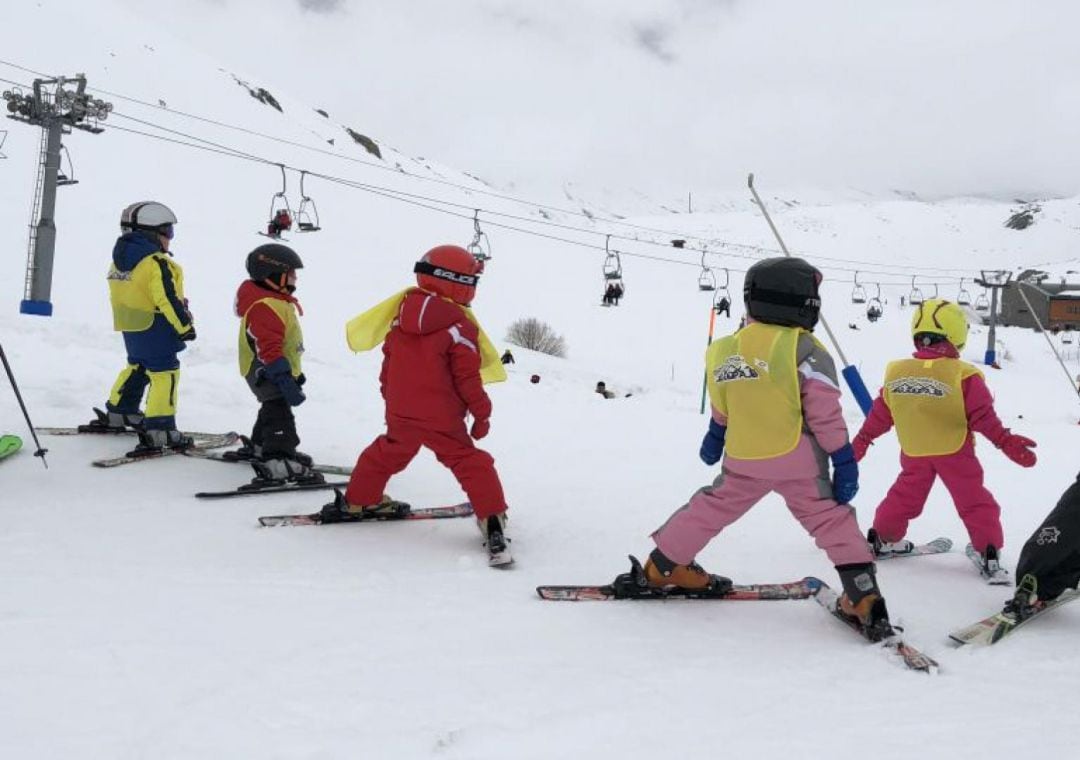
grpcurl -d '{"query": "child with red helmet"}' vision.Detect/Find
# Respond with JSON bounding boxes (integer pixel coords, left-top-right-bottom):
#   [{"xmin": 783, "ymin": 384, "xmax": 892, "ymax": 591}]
[{"xmin": 322, "ymin": 245, "xmax": 512, "ymax": 564}]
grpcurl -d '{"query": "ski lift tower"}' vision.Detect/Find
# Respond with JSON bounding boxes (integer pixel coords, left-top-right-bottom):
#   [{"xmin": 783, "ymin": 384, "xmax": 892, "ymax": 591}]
[
  {"xmin": 976, "ymin": 269, "xmax": 1013, "ymax": 367},
  {"xmin": 3, "ymin": 75, "xmax": 112, "ymax": 316}
]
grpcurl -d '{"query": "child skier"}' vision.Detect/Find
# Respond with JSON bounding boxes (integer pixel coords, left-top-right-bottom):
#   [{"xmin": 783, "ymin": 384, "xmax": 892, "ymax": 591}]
[
  {"xmin": 321, "ymin": 244, "xmax": 511, "ymax": 563},
  {"xmin": 1007, "ymin": 472, "xmax": 1080, "ymax": 616},
  {"xmin": 644, "ymin": 257, "xmax": 893, "ymax": 640},
  {"xmin": 85, "ymin": 201, "xmax": 197, "ymax": 453},
  {"xmin": 853, "ymin": 299, "xmax": 1037, "ymax": 582},
  {"xmin": 234, "ymin": 243, "xmax": 322, "ymax": 486}
]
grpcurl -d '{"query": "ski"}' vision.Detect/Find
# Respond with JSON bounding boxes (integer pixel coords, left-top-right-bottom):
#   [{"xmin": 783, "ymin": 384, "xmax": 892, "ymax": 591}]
[
  {"xmin": 948, "ymin": 589, "xmax": 1080, "ymax": 647},
  {"xmin": 965, "ymin": 543, "xmax": 1011, "ymax": 585},
  {"xmin": 812, "ymin": 582, "xmax": 939, "ymax": 673},
  {"xmin": 874, "ymin": 537, "xmax": 953, "ymax": 560},
  {"xmin": 91, "ymin": 432, "xmax": 241, "ymax": 468},
  {"xmin": 258, "ymin": 502, "xmax": 474, "ymax": 527},
  {"xmin": 0, "ymin": 434, "xmax": 23, "ymax": 461},
  {"xmin": 182, "ymin": 447, "xmax": 352, "ymax": 476},
  {"xmin": 536, "ymin": 556, "xmax": 821, "ymax": 601},
  {"xmin": 195, "ymin": 480, "xmax": 350, "ymax": 499}
]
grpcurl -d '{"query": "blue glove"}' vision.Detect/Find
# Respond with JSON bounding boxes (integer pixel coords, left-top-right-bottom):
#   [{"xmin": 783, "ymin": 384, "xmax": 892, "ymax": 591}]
[
  {"xmin": 830, "ymin": 443, "xmax": 859, "ymax": 504},
  {"xmin": 264, "ymin": 357, "xmax": 306, "ymax": 407},
  {"xmin": 699, "ymin": 419, "xmax": 726, "ymax": 465}
]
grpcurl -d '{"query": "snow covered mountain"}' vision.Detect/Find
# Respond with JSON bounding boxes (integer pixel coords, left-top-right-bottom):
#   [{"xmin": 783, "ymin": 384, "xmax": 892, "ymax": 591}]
[{"xmin": 2, "ymin": 2, "xmax": 1080, "ymax": 758}]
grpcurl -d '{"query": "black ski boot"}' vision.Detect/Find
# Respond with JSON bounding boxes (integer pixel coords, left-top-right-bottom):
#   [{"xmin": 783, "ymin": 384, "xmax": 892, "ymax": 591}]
[
  {"xmin": 79, "ymin": 407, "xmax": 143, "ymax": 434},
  {"xmin": 249, "ymin": 456, "xmax": 325, "ymax": 487},
  {"xmin": 1003, "ymin": 573, "xmax": 1042, "ymax": 620},
  {"xmin": 129, "ymin": 428, "xmax": 194, "ymax": 456}
]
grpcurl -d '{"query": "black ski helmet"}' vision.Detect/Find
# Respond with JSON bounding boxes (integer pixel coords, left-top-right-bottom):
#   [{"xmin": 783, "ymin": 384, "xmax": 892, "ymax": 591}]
[
  {"xmin": 246, "ymin": 243, "xmax": 303, "ymax": 288},
  {"xmin": 743, "ymin": 257, "xmax": 823, "ymax": 330}
]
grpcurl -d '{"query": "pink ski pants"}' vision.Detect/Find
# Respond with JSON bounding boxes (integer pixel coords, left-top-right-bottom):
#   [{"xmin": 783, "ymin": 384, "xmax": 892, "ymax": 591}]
[
  {"xmin": 652, "ymin": 470, "xmax": 873, "ymax": 567},
  {"xmin": 873, "ymin": 448, "xmax": 1002, "ymax": 552}
]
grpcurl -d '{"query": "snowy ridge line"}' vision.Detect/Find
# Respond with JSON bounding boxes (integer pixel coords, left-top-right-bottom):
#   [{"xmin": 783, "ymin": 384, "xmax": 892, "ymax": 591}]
[
  {"xmin": 0, "ymin": 53, "xmax": 978, "ymax": 284},
  {"xmin": 99, "ymin": 116, "xmax": 980, "ymax": 286}
]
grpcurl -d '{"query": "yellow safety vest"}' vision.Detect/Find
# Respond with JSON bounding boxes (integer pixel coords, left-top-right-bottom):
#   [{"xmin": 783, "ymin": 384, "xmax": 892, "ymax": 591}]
[
  {"xmin": 107, "ymin": 253, "xmax": 188, "ymax": 333},
  {"xmin": 883, "ymin": 357, "xmax": 980, "ymax": 456},
  {"xmin": 706, "ymin": 322, "xmax": 804, "ymax": 460},
  {"xmin": 238, "ymin": 297, "xmax": 304, "ymax": 377},
  {"xmin": 345, "ymin": 288, "xmax": 507, "ymax": 385}
]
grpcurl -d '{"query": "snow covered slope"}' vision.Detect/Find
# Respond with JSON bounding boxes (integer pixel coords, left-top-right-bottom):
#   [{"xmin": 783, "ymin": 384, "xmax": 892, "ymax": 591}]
[{"xmin": 2, "ymin": 2, "xmax": 1080, "ymax": 759}]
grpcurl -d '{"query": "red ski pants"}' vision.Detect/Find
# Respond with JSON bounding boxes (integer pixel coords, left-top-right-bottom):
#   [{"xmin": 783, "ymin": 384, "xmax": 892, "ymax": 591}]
[
  {"xmin": 345, "ymin": 419, "xmax": 508, "ymax": 519},
  {"xmin": 873, "ymin": 447, "xmax": 1003, "ymax": 552}
]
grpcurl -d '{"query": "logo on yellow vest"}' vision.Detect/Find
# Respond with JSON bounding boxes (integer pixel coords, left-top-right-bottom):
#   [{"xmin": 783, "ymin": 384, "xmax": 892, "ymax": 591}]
[
  {"xmin": 713, "ymin": 355, "xmax": 760, "ymax": 383},
  {"xmin": 886, "ymin": 376, "xmax": 951, "ymax": 398}
]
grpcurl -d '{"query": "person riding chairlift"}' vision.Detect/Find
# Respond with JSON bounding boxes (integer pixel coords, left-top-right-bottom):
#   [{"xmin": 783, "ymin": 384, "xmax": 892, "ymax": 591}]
[{"xmin": 267, "ymin": 209, "xmax": 293, "ymax": 239}]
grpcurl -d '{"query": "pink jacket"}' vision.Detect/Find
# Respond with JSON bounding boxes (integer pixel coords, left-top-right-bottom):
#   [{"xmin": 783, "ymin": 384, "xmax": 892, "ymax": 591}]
[
  {"xmin": 856, "ymin": 343, "xmax": 1009, "ymax": 456},
  {"xmin": 717, "ymin": 331, "xmax": 850, "ymax": 480}
]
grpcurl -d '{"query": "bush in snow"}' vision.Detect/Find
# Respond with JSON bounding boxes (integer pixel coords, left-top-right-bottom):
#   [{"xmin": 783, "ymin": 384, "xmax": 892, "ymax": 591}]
[{"xmin": 505, "ymin": 317, "xmax": 567, "ymax": 358}]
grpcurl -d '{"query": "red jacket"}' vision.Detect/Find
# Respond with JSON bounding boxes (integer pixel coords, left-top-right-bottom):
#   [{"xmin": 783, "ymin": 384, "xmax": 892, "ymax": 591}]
[
  {"xmin": 234, "ymin": 280, "xmax": 302, "ymax": 368},
  {"xmin": 381, "ymin": 289, "xmax": 492, "ymax": 429}
]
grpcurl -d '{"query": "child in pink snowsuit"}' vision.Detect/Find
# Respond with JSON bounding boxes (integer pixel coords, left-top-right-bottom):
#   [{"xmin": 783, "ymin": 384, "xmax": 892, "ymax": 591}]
[
  {"xmin": 645, "ymin": 257, "xmax": 890, "ymax": 635},
  {"xmin": 853, "ymin": 299, "xmax": 1037, "ymax": 566}
]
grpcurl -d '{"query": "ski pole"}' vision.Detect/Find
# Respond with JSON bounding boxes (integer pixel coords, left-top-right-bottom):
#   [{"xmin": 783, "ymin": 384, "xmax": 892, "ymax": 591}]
[
  {"xmin": 747, "ymin": 173, "xmax": 873, "ymax": 415},
  {"xmin": 699, "ymin": 304, "xmax": 718, "ymax": 414},
  {"xmin": 0, "ymin": 341, "xmax": 49, "ymax": 468},
  {"xmin": 1015, "ymin": 282, "xmax": 1080, "ymax": 417}
]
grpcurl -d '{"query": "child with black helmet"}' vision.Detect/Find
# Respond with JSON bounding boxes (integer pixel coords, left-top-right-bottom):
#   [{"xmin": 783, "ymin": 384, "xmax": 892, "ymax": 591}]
[
  {"xmin": 232, "ymin": 243, "xmax": 322, "ymax": 486},
  {"xmin": 643, "ymin": 257, "xmax": 893, "ymax": 641}
]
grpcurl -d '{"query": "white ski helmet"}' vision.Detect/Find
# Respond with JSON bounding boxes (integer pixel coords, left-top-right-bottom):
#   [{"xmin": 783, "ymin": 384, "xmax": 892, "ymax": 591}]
[{"xmin": 120, "ymin": 201, "xmax": 178, "ymax": 232}]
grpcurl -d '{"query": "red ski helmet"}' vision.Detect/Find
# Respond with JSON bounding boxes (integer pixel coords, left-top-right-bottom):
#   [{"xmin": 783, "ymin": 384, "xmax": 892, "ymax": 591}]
[{"xmin": 414, "ymin": 244, "xmax": 483, "ymax": 305}]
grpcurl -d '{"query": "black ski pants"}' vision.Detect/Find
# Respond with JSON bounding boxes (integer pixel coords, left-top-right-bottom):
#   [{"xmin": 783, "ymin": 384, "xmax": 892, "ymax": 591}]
[
  {"xmin": 246, "ymin": 369, "xmax": 300, "ymax": 458},
  {"xmin": 1016, "ymin": 474, "xmax": 1080, "ymax": 601}
]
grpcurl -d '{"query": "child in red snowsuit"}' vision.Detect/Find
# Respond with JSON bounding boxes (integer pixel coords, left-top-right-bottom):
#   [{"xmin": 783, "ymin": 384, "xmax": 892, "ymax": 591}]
[
  {"xmin": 854, "ymin": 299, "xmax": 1036, "ymax": 577},
  {"xmin": 323, "ymin": 245, "xmax": 510, "ymax": 557}
]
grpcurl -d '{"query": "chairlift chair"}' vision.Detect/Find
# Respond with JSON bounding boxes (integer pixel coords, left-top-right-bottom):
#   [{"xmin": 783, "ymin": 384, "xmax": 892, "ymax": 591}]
[
  {"xmin": 975, "ymin": 289, "xmax": 990, "ymax": 312},
  {"xmin": 602, "ymin": 235, "xmax": 622, "ymax": 280},
  {"xmin": 866, "ymin": 284, "xmax": 883, "ymax": 322},
  {"xmin": 467, "ymin": 209, "xmax": 492, "ymax": 263},
  {"xmin": 909, "ymin": 275, "xmax": 925, "ymax": 306},
  {"xmin": 698, "ymin": 250, "xmax": 716, "ymax": 292},
  {"xmin": 295, "ymin": 170, "xmax": 321, "ymax": 233},
  {"xmin": 956, "ymin": 278, "xmax": 972, "ymax": 306},
  {"xmin": 56, "ymin": 144, "xmax": 78, "ymax": 186},
  {"xmin": 261, "ymin": 164, "xmax": 293, "ymax": 239},
  {"xmin": 851, "ymin": 271, "xmax": 867, "ymax": 304}
]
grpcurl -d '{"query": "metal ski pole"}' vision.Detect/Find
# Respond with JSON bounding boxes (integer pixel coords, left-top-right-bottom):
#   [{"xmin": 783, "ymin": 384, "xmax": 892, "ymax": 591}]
[
  {"xmin": 0, "ymin": 341, "xmax": 49, "ymax": 467},
  {"xmin": 1015, "ymin": 282, "xmax": 1080, "ymax": 416},
  {"xmin": 747, "ymin": 173, "xmax": 873, "ymax": 415}
]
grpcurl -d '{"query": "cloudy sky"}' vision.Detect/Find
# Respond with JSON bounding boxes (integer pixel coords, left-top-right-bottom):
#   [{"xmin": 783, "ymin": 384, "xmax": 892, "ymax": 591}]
[{"xmin": 122, "ymin": 0, "xmax": 1080, "ymax": 200}]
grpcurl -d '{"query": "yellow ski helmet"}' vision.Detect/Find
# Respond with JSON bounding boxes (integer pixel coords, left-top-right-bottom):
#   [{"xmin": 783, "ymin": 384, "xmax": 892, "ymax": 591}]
[{"xmin": 911, "ymin": 298, "xmax": 968, "ymax": 350}]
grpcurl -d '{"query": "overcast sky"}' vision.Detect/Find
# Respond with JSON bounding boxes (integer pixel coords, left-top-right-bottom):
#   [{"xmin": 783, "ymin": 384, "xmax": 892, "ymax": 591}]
[{"xmin": 124, "ymin": 0, "xmax": 1080, "ymax": 200}]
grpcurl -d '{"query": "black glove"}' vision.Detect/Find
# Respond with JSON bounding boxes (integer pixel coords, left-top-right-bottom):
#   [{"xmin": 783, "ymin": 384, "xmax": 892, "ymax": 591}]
[
  {"xmin": 296, "ymin": 373, "xmax": 307, "ymax": 387},
  {"xmin": 179, "ymin": 327, "xmax": 197, "ymax": 342}
]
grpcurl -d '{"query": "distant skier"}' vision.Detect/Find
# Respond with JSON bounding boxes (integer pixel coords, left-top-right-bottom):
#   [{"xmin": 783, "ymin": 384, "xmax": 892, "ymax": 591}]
[
  {"xmin": 853, "ymin": 299, "xmax": 1037, "ymax": 581},
  {"xmin": 323, "ymin": 245, "xmax": 512, "ymax": 562},
  {"xmin": 715, "ymin": 295, "xmax": 731, "ymax": 318},
  {"xmin": 866, "ymin": 304, "xmax": 882, "ymax": 323},
  {"xmin": 611, "ymin": 282, "xmax": 624, "ymax": 305},
  {"xmin": 602, "ymin": 283, "xmax": 617, "ymax": 307},
  {"xmin": 640, "ymin": 257, "xmax": 894, "ymax": 640},
  {"xmin": 233, "ymin": 243, "xmax": 323, "ymax": 486},
  {"xmin": 1006, "ymin": 473, "xmax": 1080, "ymax": 617},
  {"xmin": 595, "ymin": 381, "xmax": 616, "ymax": 399},
  {"xmin": 501, "ymin": 349, "xmax": 515, "ymax": 365},
  {"xmin": 86, "ymin": 201, "xmax": 196, "ymax": 453}
]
